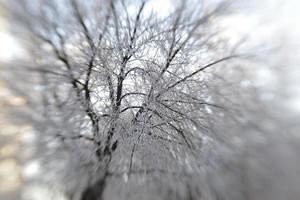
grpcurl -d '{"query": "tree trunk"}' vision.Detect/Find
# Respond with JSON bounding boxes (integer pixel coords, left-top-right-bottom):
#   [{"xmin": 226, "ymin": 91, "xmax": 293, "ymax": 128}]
[{"xmin": 81, "ymin": 174, "xmax": 107, "ymax": 200}]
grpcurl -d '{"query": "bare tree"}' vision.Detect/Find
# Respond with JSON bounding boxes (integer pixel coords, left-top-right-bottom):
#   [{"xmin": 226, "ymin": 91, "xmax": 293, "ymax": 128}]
[{"xmin": 6, "ymin": 0, "xmax": 249, "ymax": 199}]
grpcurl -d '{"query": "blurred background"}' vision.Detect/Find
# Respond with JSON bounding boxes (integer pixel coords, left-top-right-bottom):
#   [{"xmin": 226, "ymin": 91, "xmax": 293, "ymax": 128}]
[{"xmin": 0, "ymin": 0, "xmax": 300, "ymax": 200}]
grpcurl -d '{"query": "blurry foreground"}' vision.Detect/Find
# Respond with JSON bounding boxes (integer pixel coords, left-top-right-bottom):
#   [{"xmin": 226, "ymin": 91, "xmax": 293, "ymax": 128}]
[{"xmin": 1, "ymin": 0, "xmax": 300, "ymax": 200}]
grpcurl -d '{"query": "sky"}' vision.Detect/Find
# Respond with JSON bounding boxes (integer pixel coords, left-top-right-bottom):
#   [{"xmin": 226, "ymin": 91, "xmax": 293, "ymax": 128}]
[{"xmin": 0, "ymin": 0, "xmax": 299, "ymax": 111}]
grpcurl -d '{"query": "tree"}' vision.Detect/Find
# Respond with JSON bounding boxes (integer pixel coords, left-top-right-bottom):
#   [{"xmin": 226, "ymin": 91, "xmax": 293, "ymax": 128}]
[{"xmin": 7, "ymin": 0, "xmax": 246, "ymax": 199}]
